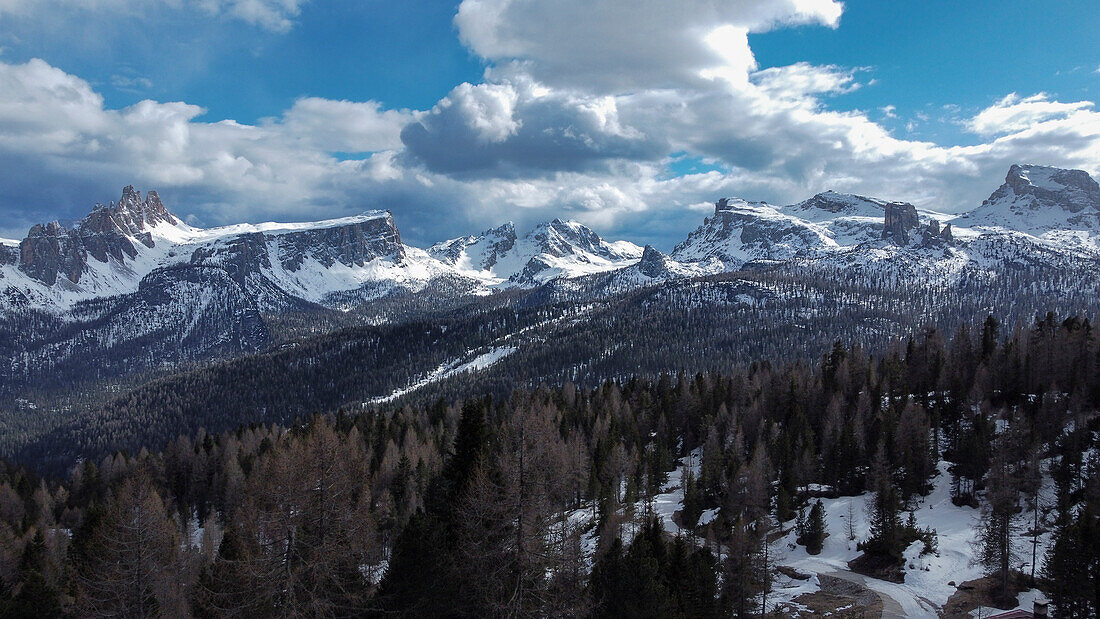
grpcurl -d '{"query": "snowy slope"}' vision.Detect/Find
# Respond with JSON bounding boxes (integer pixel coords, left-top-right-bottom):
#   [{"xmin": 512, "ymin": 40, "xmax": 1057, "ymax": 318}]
[
  {"xmin": 955, "ymin": 164, "xmax": 1100, "ymax": 242},
  {"xmin": 428, "ymin": 222, "xmax": 518, "ymax": 273},
  {"xmin": 5, "ymin": 164, "xmax": 1100, "ymax": 321},
  {"xmin": 431, "ymin": 218, "xmax": 643, "ymax": 286},
  {"xmin": 671, "ymin": 198, "xmax": 837, "ymax": 267}
]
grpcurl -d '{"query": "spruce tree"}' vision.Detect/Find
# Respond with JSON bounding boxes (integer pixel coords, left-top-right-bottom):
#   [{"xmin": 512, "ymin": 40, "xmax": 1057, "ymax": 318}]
[
  {"xmin": 804, "ymin": 500, "xmax": 826, "ymax": 555},
  {"xmin": 978, "ymin": 444, "xmax": 1021, "ymax": 605},
  {"xmin": 866, "ymin": 475, "xmax": 903, "ymax": 560}
]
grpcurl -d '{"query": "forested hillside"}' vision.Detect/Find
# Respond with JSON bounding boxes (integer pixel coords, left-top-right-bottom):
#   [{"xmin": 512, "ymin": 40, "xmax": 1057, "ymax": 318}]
[
  {"xmin": 1, "ymin": 313, "xmax": 1097, "ymax": 616},
  {"xmin": 11, "ymin": 261, "xmax": 1099, "ymax": 475}
]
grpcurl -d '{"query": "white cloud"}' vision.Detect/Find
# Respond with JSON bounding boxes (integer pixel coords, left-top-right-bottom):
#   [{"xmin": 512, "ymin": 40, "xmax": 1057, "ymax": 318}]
[
  {"xmin": 440, "ymin": 82, "xmax": 521, "ymax": 143},
  {"xmin": 197, "ymin": 0, "xmax": 307, "ymax": 32},
  {"xmin": 966, "ymin": 92, "xmax": 1094, "ymax": 136},
  {"xmin": 276, "ymin": 97, "xmax": 411, "ymax": 153},
  {"xmin": 751, "ymin": 62, "xmax": 860, "ymax": 100},
  {"xmin": 0, "ymin": 0, "xmax": 308, "ymax": 32},
  {"xmin": 454, "ymin": 0, "xmax": 841, "ymax": 91},
  {"xmin": 2, "ymin": 1, "xmax": 1100, "ymax": 251},
  {"xmin": 0, "ymin": 57, "xmax": 413, "ymax": 236},
  {"xmin": 401, "ymin": 77, "xmax": 665, "ymax": 176}
]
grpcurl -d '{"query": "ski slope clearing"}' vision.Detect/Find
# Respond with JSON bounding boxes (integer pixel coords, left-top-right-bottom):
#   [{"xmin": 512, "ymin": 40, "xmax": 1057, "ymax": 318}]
[{"xmin": 365, "ymin": 345, "xmax": 518, "ymax": 404}]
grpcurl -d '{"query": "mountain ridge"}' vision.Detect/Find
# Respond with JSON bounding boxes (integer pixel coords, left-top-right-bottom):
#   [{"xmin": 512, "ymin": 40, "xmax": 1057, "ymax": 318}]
[
  {"xmin": 2, "ymin": 163, "xmax": 1098, "ymax": 389},
  {"xmin": 5, "ymin": 164, "xmax": 1100, "ymax": 318}
]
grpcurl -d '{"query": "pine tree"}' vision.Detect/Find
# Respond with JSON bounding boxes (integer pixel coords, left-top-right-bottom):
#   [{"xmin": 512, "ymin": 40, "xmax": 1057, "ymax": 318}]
[
  {"xmin": 977, "ymin": 443, "xmax": 1021, "ymax": 605},
  {"xmin": 681, "ymin": 467, "xmax": 702, "ymax": 529},
  {"xmin": 7, "ymin": 529, "xmax": 61, "ymax": 618},
  {"xmin": 865, "ymin": 473, "xmax": 903, "ymax": 560},
  {"xmin": 804, "ymin": 500, "xmax": 826, "ymax": 555},
  {"xmin": 1042, "ymin": 513, "xmax": 1094, "ymax": 618}
]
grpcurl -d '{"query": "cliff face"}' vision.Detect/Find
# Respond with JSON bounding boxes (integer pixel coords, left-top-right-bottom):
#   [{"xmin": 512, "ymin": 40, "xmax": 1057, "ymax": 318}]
[
  {"xmin": 883, "ymin": 202, "xmax": 919, "ymax": 244},
  {"xmin": 273, "ymin": 213, "xmax": 405, "ymax": 271},
  {"xmin": 17, "ymin": 186, "xmax": 176, "ymax": 286},
  {"xmin": 19, "ymin": 221, "xmax": 85, "ymax": 286},
  {"xmin": 0, "ymin": 242, "xmax": 16, "ymax": 266}
]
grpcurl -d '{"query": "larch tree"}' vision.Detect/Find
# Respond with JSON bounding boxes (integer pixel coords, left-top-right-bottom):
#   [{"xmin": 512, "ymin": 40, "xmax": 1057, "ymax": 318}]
[{"xmin": 79, "ymin": 473, "xmax": 184, "ymax": 618}]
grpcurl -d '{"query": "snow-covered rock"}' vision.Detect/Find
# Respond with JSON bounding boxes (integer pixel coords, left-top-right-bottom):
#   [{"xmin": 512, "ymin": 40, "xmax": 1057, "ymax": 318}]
[
  {"xmin": 428, "ymin": 222, "xmax": 517, "ymax": 272},
  {"xmin": 955, "ymin": 163, "xmax": 1100, "ymax": 237},
  {"xmin": 672, "ymin": 197, "xmax": 835, "ymax": 267},
  {"xmin": 430, "ymin": 218, "xmax": 642, "ymax": 286}
]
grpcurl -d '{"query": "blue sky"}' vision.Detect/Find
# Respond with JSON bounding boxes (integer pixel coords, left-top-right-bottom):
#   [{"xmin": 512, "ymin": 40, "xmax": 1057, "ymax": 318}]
[
  {"xmin": 0, "ymin": 0, "xmax": 1097, "ymax": 249},
  {"xmin": 750, "ymin": 0, "xmax": 1099, "ymax": 144}
]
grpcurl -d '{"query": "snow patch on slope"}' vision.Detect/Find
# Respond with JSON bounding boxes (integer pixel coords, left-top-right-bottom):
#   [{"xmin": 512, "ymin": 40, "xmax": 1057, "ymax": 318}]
[{"xmin": 365, "ymin": 345, "xmax": 519, "ymax": 404}]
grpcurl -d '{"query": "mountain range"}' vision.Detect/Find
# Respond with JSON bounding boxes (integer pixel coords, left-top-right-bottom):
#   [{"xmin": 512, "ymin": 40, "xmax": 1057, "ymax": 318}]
[
  {"xmin": 4, "ymin": 163, "xmax": 1100, "ymax": 468},
  {"xmin": 4, "ymin": 163, "xmax": 1098, "ymax": 315},
  {"xmin": 1, "ymin": 165, "xmax": 1097, "ymax": 383}
]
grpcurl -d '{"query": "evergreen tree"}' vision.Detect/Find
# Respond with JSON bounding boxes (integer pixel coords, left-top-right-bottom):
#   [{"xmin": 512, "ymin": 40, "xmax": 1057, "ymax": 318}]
[
  {"xmin": 6, "ymin": 529, "xmax": 61, "ymax": 618},
  {"xmin": 1042, "ymin": 511, "xmax": 1096, "ymax": 618},
  {"xmin": 978, "ymin": 442, "xmax": 1022, "ymax": 605},
  {"xmin": 803, "ymin": 500, "xmax": 826, "ymax": 555},
  {"xmin": 865, "ymin": 472, "xmax": 903, "ymax": 561}
]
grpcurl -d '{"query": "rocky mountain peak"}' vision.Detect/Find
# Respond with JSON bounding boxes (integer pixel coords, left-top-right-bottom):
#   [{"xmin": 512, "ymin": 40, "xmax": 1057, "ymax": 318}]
[
  {"xmin": 427, "ymin": 221, "xmax": 517, "ymax": 270},
  {"xmin": 14, "ymin": 187, "xmax": 183, "ymax": 286},
  {"xmin": 89, "ymin": 186, "xmax": 178, "ymax": 234},
  {"xmin": 531, "ymin": 219, "xmax": 606, "ymax": 257},
  {"xmin": 637, "ymin": 245, "xmax": 670, "ymax": 278},
  {"xmin": 987, "ymin": 164, "xmax": 1100, "ymax": 214}
]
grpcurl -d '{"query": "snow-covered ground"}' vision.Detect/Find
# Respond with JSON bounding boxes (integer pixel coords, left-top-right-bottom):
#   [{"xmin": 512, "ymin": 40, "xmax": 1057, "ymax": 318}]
[
  {"xmin": 772, "ymin": 458, "xmax": 1053, "ymax": 617},
  {"xmin": 592, "ymin": 452, "xmax": 1055, "ymax": 617},
  {"xmin": 364, "ymin": 345, "xmax": 518, "ymax": 404}
]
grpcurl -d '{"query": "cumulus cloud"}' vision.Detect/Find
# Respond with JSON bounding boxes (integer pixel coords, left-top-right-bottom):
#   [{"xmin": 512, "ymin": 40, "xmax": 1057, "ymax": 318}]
[
  {"xmin": 276, "ymin": 98, "xmax": 411, "ymax": 153},
  {"xmin": 3, "ymin": 0, "xmax": 1100, "ymax": 251},
  {"xmin": 966, "ymin": 92, "xmax": 1094, "ymax": 136},
  {"xmin": 401, "ymin": 78, "xmax": 666, "ymax": 177},
  {"xmin": 454, "ymin": 0, "xmax": 842, "ymax": 91}
]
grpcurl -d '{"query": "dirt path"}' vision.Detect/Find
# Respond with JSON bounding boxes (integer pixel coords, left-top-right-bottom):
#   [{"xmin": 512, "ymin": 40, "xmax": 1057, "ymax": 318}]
[{"xmin": 820, "ymin": 570, "xmax": 924, "ymax": 618}]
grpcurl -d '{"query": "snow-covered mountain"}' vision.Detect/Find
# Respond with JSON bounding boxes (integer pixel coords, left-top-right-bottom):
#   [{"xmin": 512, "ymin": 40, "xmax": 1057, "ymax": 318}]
[
  {"xmin": 1, "ymin": 186, "xmax": 441, "ymax": 312},
  {"xmin": 1, "ymin": 187, "xmax": 651, "ymax": 317},
  {"xmin": 429, "ymin": 218, "xmax": 642, "ymax": 285},
  {"xmin": 953, "ymin": 163, "xmax": 1100, "ymax": 246},
  {"xmin": 668, "ymin": 166, "xmax": 1100, "ymax": 284},
  {"xmin": 7, "ymin": 164, "xmax": 1098, "ymax": 319},
  {"xmin": 3, "ymin": 164, "xmax": 1100, "ymax": 384}
]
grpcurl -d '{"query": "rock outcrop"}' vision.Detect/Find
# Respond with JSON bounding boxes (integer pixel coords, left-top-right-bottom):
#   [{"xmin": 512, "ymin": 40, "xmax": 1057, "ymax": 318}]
[
  {"xmin": 985, "ymin": 164, "xmax": 1100, "ymax": 214},
  {"xmin": 19, "ymin": 221, "xmax": 85, "ymax": 286},
  {"xmin": 883, "ymin": 202, "xmax": 919, "ymax": 244},
  {"xmin": 17, "ymin": 186, "xmax": 178, "ymax": 285},
  {"xmin": 637, "ymin": 245, "xmax": 671, "ymax": 278},
  {"xmin": 0, "ymin": 242, "xmax": 16, "ymax": 266},
  {"xmin": 921, "ymin": 219, "xmax": 954, "ymax": 246}
]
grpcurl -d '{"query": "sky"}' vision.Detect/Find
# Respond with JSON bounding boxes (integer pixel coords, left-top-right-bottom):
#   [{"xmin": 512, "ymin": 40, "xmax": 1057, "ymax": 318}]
[{"xmin": 0, "ymin": 0, "xmax": 1097, "ymax": 249}]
